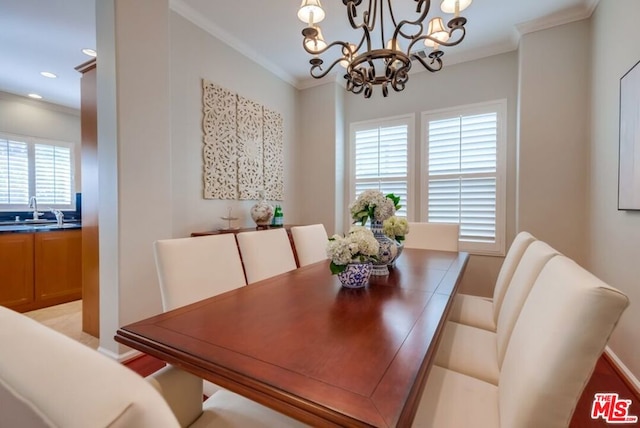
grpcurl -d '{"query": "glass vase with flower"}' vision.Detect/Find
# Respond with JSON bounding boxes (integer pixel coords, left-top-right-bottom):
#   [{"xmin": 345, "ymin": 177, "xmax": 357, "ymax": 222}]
[
  {"xmin": 349, "ymin": 190, "xmax": 401, "ymax": 276},
  {"xmin": 326, "ymin": 226, "xmax": 380, "ymax": 288}
]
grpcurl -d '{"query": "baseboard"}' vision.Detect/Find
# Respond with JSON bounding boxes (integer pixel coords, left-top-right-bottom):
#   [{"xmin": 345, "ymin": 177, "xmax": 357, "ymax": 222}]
[
  {"xmin": 604, "ymin": 346, "xmax": 640, "ymax": 398},
  {"xmin": 98, "ymin": 346, "xmax": 141, "ymax": 363}
]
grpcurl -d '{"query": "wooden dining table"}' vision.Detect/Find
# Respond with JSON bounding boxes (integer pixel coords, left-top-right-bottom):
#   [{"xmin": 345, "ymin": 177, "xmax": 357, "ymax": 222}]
[{"xmin": 115, "ymin": 248, "xmax": 469, "ymax": 427}]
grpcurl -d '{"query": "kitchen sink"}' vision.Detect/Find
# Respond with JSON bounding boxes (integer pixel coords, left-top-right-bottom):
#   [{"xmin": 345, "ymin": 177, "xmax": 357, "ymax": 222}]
[{"xmin": 0, "ymin": 222, "xmax": 81, "ymax": 232}]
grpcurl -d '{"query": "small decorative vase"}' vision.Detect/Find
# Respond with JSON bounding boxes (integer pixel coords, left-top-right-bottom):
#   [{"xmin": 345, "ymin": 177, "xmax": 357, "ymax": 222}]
[
  {"xmin": 337, "ymin": 263, "xmax": 372, "ymax": 289},
  {"xmin": 369, "ymin": 220, "xmax": 398, "ymax": 276},
  {"xmin": 250, "ymin": 192, "xmax": 273, "ymax": 227},
  {"xmin": 388, "ymin": 240, "xmax": 404, "ymax": 268}
]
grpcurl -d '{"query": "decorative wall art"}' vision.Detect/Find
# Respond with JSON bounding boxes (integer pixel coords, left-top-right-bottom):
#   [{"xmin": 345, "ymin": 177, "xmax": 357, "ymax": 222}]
[
  {"xmin": 202, "ymin": 79, "xmax": 284, "ymax": 201},
  {"xmin": 619, "ymin": 60, "xmax": 640, "ymax": 210}
]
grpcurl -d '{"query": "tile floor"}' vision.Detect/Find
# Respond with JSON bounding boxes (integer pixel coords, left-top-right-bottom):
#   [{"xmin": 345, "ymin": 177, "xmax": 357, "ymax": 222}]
[{"xmin": 23, "ymin": 300, "xmax": 99, "ymax": 350}]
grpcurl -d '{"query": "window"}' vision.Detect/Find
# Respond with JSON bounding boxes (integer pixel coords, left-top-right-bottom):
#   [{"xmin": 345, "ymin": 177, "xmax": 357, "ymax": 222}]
[
  {"xmin": 421, "ymin": 100, "xmax": 506, "ymax": 255},
  {"xmin": 349, "ymin": 115, "xmax": 414, "ymax": 220},
  {"xmin": 0, "ymin": 134, "xmax": 75, "ymax": 211}
]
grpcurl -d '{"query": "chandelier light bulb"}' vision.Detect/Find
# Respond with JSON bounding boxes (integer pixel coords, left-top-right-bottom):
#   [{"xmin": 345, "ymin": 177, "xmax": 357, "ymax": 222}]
[
  {"xmin": 304, "ymin": 26, "xmax": 327, "ymax": 53},
  {"xmin": 298, "ymin": 0, "xmax": 325, "ymax": 25},
  {"xmin": 424, "ymin": 17, "xmax": 450, "ymax": 48},
  {"xmin": 441, "ymin": 0, "xmax": 473, "ymax": 16},
  {"xmin": 339, "ymin": 43, "xmax": 357, "ymax": 68}
]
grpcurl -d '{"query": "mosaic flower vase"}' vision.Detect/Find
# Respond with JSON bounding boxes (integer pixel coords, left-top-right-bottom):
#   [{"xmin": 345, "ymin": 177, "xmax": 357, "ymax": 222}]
[
  {"xmin": 369, "ymin": 221, "xmax": 398, "ymax": 276},
  {"xmin": 337, "ymin": 262, "xmax": 373, "ymax": 289}
]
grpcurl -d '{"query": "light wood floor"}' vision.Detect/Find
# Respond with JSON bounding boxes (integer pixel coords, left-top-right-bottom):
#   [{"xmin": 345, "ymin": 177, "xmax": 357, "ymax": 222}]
[{"xmin": 23, "ymin": 299, "xmax": 99, "ymax": 350}]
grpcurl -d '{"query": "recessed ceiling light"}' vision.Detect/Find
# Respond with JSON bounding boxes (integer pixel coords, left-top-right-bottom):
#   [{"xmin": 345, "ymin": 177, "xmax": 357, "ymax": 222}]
[
  {"xmin": 28, "ymin": 93, "xmax": 43, "ymax": 99},
  {"xmin": 40, "ymin": 71, "xmax": 57, "ymax": 78},
  {"xmin": 82, "ymin": 48, "xmax": 97, "ymax": 58}
]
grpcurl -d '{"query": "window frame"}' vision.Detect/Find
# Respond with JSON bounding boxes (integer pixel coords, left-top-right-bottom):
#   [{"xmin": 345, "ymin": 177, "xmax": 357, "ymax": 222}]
[
  {"xmin": 348, "ymin": 114, "xmax": 415, "ymax": 227},
  {"xmin": 420, "ymin": 100, "xmax": 507, "ymax": 256},
  {"xmin": 0, "ymin": 132, "xmax": 76, "ymax": 212}
]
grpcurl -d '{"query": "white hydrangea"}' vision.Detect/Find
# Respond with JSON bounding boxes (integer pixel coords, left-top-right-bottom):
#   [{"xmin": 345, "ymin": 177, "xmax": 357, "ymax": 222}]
[
  {"xmin": 383, "ymin": 216, "xmax": 409, "ymax": 240},
  {"xmin": 326, "ymin": 226, "xmax": 379, "ymax": 266},
  {"xmin": 349, "ymin": 190, "xmax": 397, "ymax": 224}
]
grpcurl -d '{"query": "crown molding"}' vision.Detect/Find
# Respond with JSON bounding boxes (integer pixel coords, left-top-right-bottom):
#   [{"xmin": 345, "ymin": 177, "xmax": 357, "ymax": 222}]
[
  {"xmin": 0, "ymin": 90, "xmax": 80, "ymax": 116},
  {"xmin": 169, "ymin": 0, "xmax": 297, "ymax": 88},
  {"xmin": 516, "ymin": 0, "xmax": 599, "ymax": 36}
]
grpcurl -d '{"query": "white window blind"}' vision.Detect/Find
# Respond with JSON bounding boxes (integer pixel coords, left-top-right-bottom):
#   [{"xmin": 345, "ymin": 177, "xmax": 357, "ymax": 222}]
[
  {"xmin": 35, "ymin": 143, "xmax": 72, "ymax": 205},
  {"xmin": 0, "ymin": 139, "xmax": 29, "ymax": 205},
  {"xmin": 0, "ymin": 134, "xmax": 75, "ymax": 211},
  {"xmin": 423, "ymin": 101, "xmax": 506, "ymax": 255},
  {"xmin": 351, "ymin": 116, "xmax": 413, "ymax": 218}
]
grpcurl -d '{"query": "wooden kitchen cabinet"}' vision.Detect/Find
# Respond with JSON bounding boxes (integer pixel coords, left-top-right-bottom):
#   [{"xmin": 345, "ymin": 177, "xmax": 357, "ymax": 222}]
[
  {"xmin": 34, "ymin": 230, "xmax": 82, "ymax": 307},
  {"xmin": 0, "ymin": 234, "xmax": 35, "ymax": 310},
  {"xmin": 0, "ymin": 230, "xmax": 81, "ymax": 312}
]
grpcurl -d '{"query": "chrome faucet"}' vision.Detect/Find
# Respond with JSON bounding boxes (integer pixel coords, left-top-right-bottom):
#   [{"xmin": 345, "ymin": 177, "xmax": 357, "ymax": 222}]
[
  {"xmin": 29, "ymin": 196, "xmax": 43, "ymax": 220},
  {"xmin": 50, "ymin": 208, "xmax": 64, "ymax": 227}
]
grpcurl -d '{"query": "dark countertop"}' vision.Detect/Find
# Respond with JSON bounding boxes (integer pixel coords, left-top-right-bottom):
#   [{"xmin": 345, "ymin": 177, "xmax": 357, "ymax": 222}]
[{"xmin": 0, "ymin": 222, "xmax": 82, "ymax": 234}]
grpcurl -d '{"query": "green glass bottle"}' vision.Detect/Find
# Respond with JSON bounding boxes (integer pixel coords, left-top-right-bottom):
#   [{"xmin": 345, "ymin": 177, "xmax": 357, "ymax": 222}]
[{"xmin": 273, "ymin": 205, "xmax": 284, "ymax": 227}]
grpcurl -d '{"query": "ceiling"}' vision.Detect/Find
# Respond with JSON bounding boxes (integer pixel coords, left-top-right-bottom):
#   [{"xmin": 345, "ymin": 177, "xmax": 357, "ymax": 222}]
[{"xmin": 0, "ymin": 0, "xmax": 598, "ymax": 110}]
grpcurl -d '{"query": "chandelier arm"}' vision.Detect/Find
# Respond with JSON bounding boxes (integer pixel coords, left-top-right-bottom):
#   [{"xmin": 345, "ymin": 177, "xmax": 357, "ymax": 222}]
[
  {"xmin": 410, "ymin": 52, "xmax": 444, "ymax": 72},
  {"xmin": 346, "ymin": 0, "xmax": 375, "ymax": 32},
  {"xmin": 390, "ymin": 0, "xmax": 431, "ymax": 40},
  {"xmin": 309, "ymin": 55, "xmax": 351, "ymax": 79},
  {"xmin": 407, "ymin": 25, "xmax": 466, "ymax": 53},
  {"xmin": 302, "ymin": 39, "xmax": 355, "ymax": 56},
  {"xmin": 380, "ymin": 0, "xmax": 386, "ymax": 49},
  {"xmin": 394, "ymin": 20, "xmax": 426, "ymax": 42}
]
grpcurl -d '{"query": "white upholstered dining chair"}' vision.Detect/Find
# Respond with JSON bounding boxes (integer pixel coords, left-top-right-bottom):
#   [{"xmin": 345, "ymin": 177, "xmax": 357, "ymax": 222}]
[
  {"xmin": 236, "ymin": 228, "xmax": 297, "ymax": 283},
  {"xmin": 153, "ymin": 234, "xmax": 247, "ymax": 311},
  {"xmin": 290, "ymin": 224, "xmax": 328, "ymax": 267},
  {"xmin": 153, "ymin": 233, "xmax": 248, "ymax": 397},
  {"xmin": 434, "ymin": 239, "xmax": 559, "ymax": 385},
  {"xmin": 403, "ymin": 222, "xmax": 459, "ymax": 251},
  {"xmin": 414, "ymin": 255, "xmax": 629, "ymax": 427},
  {"xmin": 0, "ymin": 306, "xmax": 307, "ymax": 428},
  {"xmin": 447, "ymin": 231, "xmax": 537, "ymax": 332}
]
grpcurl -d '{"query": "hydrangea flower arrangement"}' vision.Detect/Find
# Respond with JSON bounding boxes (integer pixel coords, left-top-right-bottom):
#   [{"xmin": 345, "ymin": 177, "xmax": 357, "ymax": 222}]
[
  {"xmin": 349, "ymin": 190, "xmax": 399, "ymax": 225},
  {"xmin": 326, "ymin": 226, "xmax": 379, "ymax": 274},
  {"xmin": 383, "ymin": 216, "xmax": 409, "ymax": 242}
]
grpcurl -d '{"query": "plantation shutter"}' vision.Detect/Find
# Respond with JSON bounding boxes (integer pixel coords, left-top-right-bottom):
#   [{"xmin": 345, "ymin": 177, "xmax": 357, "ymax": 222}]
[
  {"xmin": 0, "ymin": 139, "xmax": 29, "ymax": 205},
  {"xmin": 427, "ymin": 113, "xmax": 498, "ymax": 243},
  {"xmin": 354, "ymin": 123, "xmax": 408, "ymax": 217},
  {"xmin": 35, "ymin": 143, "xmax": 72, "ymax": 205}
]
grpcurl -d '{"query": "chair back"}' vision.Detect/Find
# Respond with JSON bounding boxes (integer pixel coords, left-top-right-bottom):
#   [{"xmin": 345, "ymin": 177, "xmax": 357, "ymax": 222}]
[
  {"xmin": 403, "ymin": 222, "xmax": 459, "ymax": 251},
  {"xmin": 291, "ymin": 224, "xmax": 328, "ymax": 267},
  {"xmin": 499, "ymin": 256, "xmax": 629, "ymax": 427},
  {"xmin": 491, "ymin": 231, "xmax": 536, "ymax": 321},
  {"xmin": 495, "ymin": 240, "xmax": 559, "ymax": 365},
  {"xmin": 236, "ymin": 228, "xmax": 297, "ymax": 283},
  {"xmin": 154, "ymin": 234, "xmax": 246, "ymax": 311},
  {"xmin": 0, "ymin": 307, "xmax": 180, "ymax": 428}
]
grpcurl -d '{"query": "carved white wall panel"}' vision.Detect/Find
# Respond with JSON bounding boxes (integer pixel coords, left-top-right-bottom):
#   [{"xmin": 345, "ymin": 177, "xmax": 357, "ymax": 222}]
[
  {"xmin": 237, "ymin": 96, "xmax": 263, "ymax": 200},
  {"xmin": 263, "ymin": 108, "xmax": 284, "ymax": 201},
  {"xmin": 202, "ymin": 79, "xmax": 284, "ymax": 201},
  {"xmin": 202, "ymin": 82, "xmax": 237, "ymax": 199}
]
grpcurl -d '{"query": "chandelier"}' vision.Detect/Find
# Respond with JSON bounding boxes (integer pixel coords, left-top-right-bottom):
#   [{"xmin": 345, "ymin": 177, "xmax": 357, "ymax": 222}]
[{"xmin": 297, "ymin": 0, "xmax": 472, "ymax": 98}]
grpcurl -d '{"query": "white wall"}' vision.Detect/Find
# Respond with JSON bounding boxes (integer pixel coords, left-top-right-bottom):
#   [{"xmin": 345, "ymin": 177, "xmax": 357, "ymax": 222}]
[
  {"xmin": 170, "ymin": 12, "xmax": 299, "ymax": 237},
  {"xmin": 96, "ymin": 0, "xmax": 172, "ymax": 357},
  {"xmin": 589, "ymin": 0, "xmax": 640, "ymax": 383},
  {"xmin": 0, "ymin": 91, "xmax": 81, "ymax": 190},
  {"xmin": 517, "ymin": 20, "xmax": 591, "ymax": 266},
  {"xmin": 296, "ymin": 82, "xmax": 345, "ymax": 235}
]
